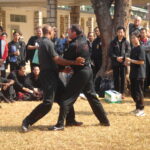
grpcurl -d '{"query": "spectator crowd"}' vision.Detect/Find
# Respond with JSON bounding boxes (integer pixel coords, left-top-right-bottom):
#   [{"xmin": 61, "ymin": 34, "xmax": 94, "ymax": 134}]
[{"xmin": 0, "ymin": 16, "xmax": 150, "ymax": 118}]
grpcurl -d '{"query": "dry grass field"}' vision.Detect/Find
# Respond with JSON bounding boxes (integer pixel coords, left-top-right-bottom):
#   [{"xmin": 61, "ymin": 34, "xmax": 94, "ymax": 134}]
[{"xmin": 0, "ymin": 96, "xmax": 150, "ymax": 150}]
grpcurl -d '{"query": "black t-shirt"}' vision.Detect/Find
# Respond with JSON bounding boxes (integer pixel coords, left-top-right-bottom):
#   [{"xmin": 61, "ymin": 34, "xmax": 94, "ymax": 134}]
[
  {"xmin": 130, "ymin": 46, "xmax": 146, "ymax": 79},
  {"xmin": 25, "ymin": 73, "xmax": 41, "ymax": 90},
  {"xmin": 63, "ymin": 35, "xmax": 90, "ymax": 72},
  {"xmin": 38, "ymin": 37, "xmax": 58, "ymax": 72},
  {"xmin": 26, "ymin": 36, "xmax": 41, "ymax": 61},
  {"xmin": 7, "ymin": 71, "xmax": 27, "ymax": 92}
]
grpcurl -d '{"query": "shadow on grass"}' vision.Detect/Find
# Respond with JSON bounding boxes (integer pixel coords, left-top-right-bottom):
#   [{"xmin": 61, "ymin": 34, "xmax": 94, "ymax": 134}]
[
  {"xmin": 0, "ymin": 124, "xmax": 96, "ymax": 133},
  {"xmin": 0, "ymin": 126, "xmax": 22, "ymax": 132},
  {"xmin": 107, "ymin": 111, "xmax": 131, "ymax": 116},
  {"xmin": 76, "ymin": 111, "xmax": 93, "ymax": 116}
]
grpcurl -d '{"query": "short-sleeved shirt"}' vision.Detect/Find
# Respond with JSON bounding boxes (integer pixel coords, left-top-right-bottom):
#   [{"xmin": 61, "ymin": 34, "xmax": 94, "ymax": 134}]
[
  {"xmin": 38, "ymin": 37, "xmax": 58, "ymax": 72},
  {"xmin": 26, "ymin": 36, "xmax": 41, "ymax": 61},
  {"xmin": 130, "ymin": 45, "xmax": 146, "ymax": 79}
]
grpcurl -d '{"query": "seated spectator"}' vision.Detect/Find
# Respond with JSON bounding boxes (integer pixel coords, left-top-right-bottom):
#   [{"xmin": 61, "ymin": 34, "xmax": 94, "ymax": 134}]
[
  {"xmin": 7, "ymin": 65, "xmax": 34, "ymax": 101},
  {"xmin": 0, "ymin": 76, "xmax": 15, "ymax": 103},
  {"xmin": 25, "ymin": 66, "xmax": 43, "ymax": 100}
]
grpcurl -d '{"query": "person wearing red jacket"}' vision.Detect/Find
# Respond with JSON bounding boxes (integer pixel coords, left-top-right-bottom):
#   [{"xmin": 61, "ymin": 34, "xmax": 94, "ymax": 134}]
[{"xmin": 0, "ymin": 36, "xmax": 8, "ymax": 77}]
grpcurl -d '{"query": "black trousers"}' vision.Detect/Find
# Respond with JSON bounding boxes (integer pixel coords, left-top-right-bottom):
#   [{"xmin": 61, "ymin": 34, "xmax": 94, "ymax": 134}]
[
  {"xmin": 24, "ymin": 70, "xmax": 75, "ymax": 125},
  {"xmin": 130, "ymin": 78, "xmax": 144, "ymax": 110},
  {"xmin": 113, "ymin": 66, "xmax": 125, "ymax": 94},
  {"xmin": 56, "ymin": 66, "xmax": 109, "ymax": 126}
]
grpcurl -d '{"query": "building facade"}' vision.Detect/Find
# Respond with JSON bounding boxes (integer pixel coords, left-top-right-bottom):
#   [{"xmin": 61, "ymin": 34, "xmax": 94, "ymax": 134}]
[{"xmin": 0, "ymin": 1, "xmax": 149, "ymax": 42}]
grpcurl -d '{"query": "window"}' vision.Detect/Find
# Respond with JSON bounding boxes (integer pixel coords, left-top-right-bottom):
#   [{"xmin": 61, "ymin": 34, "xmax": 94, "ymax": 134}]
[
  {"xmin": 43, "ymin": 17, "xmax": 47, "ymax": 24},
  {"xmin": 10, "ymin": 14, "xmax": 27, "ymax": 23}
]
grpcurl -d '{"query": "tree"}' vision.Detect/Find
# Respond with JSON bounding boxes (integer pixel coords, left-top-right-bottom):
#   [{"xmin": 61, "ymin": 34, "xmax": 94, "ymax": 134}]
[{"xmin": 90, "ymin": 0, "xmax": 131, "ymax": 77}]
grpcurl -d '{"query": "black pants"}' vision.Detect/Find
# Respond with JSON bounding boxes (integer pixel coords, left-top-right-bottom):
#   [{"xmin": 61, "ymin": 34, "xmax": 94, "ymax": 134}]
[
  {"xmin": 56, "ymin": 66, "xmax": 109, "ymax": 126},
  {"xmin": 24, "ymin": 70, "xmax": 75, "ymax": 125},
  {"xmin": 130, "ymin": 78, "xmax": 144, "ymax": 110},
  {"xmin": 113, "ymin": 66, "xmax": 125, "ymax": 94}
]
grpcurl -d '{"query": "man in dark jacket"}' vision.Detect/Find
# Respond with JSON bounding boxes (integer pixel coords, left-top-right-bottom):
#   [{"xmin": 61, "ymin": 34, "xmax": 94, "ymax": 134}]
[
  {"xmin": 91, "ymin": 27, "xmax": 102, "ymax": 78},
  {"xmin": 109, "ymin": 26, "xmax": 131, "ymax": 97},
  {"xmin": 49, "ymin": 24, "xmax": 110, "ymax": 131}
]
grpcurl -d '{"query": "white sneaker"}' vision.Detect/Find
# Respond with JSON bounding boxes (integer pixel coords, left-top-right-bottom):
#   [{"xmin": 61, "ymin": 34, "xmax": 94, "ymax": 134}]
[{"xmin": 135, "ymin": 110, "xmax": 145, "ymax": 116}]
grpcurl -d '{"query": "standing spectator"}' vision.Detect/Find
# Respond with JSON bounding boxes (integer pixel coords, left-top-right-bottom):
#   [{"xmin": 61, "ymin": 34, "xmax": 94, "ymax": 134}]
[
  {"xmin": 1, "ymin": 32, "xmax": 8, "ymax": 41},
  {"xmin": 91, "ymin": 27, "xmax": 102, "ymax": 78},
  {"xmin": 52, "ymin": 28, "xmax": 66, "ymax": 56},
  {"xmin": 140, "ymin": 28, "xmax": 150, "ymax": 91},
  {"xmin": 109, "ymin": 26, "xmax": 131, "ymax": 98},
  {"xmin": 0, "ymin": 33, "xmax": 8, "ymax": 77},
  {"xmin": 129, "ymin": 16, "xmax": 142, "ymax": 36},
  {"xmin": 87, "ymin": 32, "xmax": 95, "ymax": 54},
  {"xmin": 26, "ymin": 26, "xmax": 42, "ymax": 70},
  {"xmin": 8, "ymin": 31, "xmax": 26, "ymax": 72},
  {"xmin": 0, "ymin": 32, "xmax": 8, "ymax": 77},
  {"xmin": 25, "ymin": 66, "xmax": 43, "ymax": 100},
  {"xmin": 126, "ymin": 33, "xmax": 146, "ymax": 116},
  {"xmin": 7, "ymin": 65, "xmax": 34, "ymax": 100}
]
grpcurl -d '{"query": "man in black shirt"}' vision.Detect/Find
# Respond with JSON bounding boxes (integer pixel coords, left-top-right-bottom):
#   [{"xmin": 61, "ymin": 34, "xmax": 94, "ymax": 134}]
[
  {"xmin": 49, "ymin": 24, "xmax": 110, "ymax": 131},
  {"xmin": 8, "ymin": 65, "xmax": 35, "ymax": 100},
  {"xmin": 26, "ymin": 26, "xmax": 42, "ymax": 70},
  {"xmin": 109, "ymin": 26, "xmax": 131, "ymax": 97},
  {"xmin": 21, "ymin": 25, "xmax": 85, "ymax": 132}
]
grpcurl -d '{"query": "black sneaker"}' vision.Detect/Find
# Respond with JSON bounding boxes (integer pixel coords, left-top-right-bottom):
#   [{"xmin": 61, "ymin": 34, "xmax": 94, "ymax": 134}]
[
  {"xmin": 100, "ymin": 122, "xmax": 110, "ymax": 126},
  {"xmin": 22, "ymin": 119, "xmax": 30, "ymax": 132},
  {"xmin": 48, "ymin": 125, "xmax": 64, "ymax": 131},
  {"xmin": 66, "ymin": 121, "xmax": 83, "ymax": 127}
]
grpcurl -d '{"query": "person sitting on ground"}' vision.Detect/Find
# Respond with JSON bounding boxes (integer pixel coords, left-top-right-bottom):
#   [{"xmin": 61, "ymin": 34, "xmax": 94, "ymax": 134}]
[
  {"xmin": 0, "ymin": 75, "xmax": 15, "ymax": 103},
  {"xmin": 7, "ymin": 65, "xmax": 35, "ymax": 101},
  {"xmin": 25, "ymin": 66, "xmax": 43, "ymax": 100}
]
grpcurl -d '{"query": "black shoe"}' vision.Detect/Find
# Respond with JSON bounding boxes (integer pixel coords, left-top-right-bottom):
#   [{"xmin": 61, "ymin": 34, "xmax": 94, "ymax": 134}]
[
  {"xmin": 48, "ymin": 125, "xmax": 64, "ymax": 131},
  {"xmin": 100, "ymin": 122, "xmax": 110, "ymax": 126},
  {"xmin": 66, "ymin": 121, "xmax": 83, "ymax": 127},
  {"xmin": 22, "ymin": 119, "xmax": 30, "ymax": 132}
]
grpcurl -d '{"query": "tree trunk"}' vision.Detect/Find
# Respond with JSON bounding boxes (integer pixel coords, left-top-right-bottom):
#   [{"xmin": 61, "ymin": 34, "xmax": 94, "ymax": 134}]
[{"xmin": 90, "ymin": 0, "xmax": 131, "ymax": 77}]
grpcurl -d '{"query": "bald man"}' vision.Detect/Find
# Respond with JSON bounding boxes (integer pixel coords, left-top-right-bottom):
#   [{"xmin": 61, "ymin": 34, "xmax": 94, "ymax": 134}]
[{"xmin": 129, "ymin": 16, "xmax": 142, "ymax": 36}]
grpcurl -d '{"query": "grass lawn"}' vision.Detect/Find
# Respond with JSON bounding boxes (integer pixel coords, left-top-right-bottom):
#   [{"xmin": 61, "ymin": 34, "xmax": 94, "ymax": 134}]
[{"xmin": 0, "ymin": 97, "xmax": 150, "ymax": 150}]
